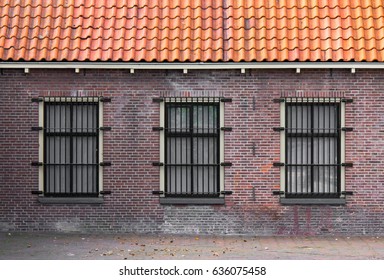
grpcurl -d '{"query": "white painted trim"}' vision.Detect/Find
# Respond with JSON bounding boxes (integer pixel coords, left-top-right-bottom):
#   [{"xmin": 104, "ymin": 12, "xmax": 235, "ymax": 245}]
[
  {"xmin": 279, "ymin": 102, "xmax": 285, "ymax": 197},
  {"xmin": 98, "ymin": 101, "xmax": 104, "ymax": 194},
  {"xmin": 2, "ymin": 61, "xmax": 384, "ymax": 70},
  {"xmin": 159, "ymin": 102, "xmax": 165, "ymax": 197},
  {"xmin": 38, "ymin": 101, "xmax": 44, "ymax": 194},
  {"xmin": 340, "ymin": 102, "xmax": 346, "ymax": 197},
  {"xmin": 219, "ymin": 101, "xmax": 225, "ymax": 197}
]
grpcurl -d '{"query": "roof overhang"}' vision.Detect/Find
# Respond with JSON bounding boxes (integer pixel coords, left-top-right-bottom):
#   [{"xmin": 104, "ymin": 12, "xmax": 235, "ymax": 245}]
[{"xmin": 1, "ymin": 61, "xmax": 384, "ymax": 70}]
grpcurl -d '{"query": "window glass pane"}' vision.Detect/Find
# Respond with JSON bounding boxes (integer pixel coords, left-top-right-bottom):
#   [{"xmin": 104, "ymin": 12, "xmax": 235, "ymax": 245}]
[
  {"xmin": 46, "ymin": 104, "xmax": 71, "ymax": 133},
  {"xmin": 72, "ymin": 166, "xmax": 97, "ymax": 194},
  {"xmin": 167, "ymin": 138, "xmax": 191, "ymax": 164},
  {"xmin": 193, "ymin": 105, "xmax": 217, "ymax": 133},
  {"xmin": 193, "ymin": 166, "xmax": 217, "ymax": 195},
  {"xmin": 168, "ymin": 106, "xmax": 190, "ymax": 133},
  {"xmin": 313, "ymin": 166, "xmax": 338, "ymax": 194},
  {"xmin": 193, "ymin": 137, "xmax": 217, "ymax": 164},
  {"xmin": 167, "ymin": 166, "xmax": 191, "ymax": 195},
  {"xmin": 46, "ymin": 166, "xmax": 70, "ymax": 194},
  {"xmin": 313, "ymin": 137, "xmax": 337, "ymax": 164},
  {"xmin": 166, "ymin": 137, "xmax": 191, "ymax": 195},
  {"xmin": 73, "ymin": 137, "xmax": 97, "ymax": 164},
  {"xmin": 286, "ymin": 165, "xmax": 311, "ymax": 195},
  {"xmin": 313, "ymin": 105, "xmax": 338, "ymax": 133},
  {"xmin": 73, "ymin": 104, "xmax": 97, "ymax": 133},
  {"xmin": 287, "ymin": 138, "xmax": 311, "ymax": 164},
  {"xmin": 287, "ymin": 105, "xmax": 311, "ymax": 133}
]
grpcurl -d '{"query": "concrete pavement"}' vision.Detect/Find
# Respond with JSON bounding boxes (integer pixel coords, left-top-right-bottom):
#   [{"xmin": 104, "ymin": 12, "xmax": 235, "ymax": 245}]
[{"xmin": 0, "ymin": 232, "xmax": 383, "ymax": 260}]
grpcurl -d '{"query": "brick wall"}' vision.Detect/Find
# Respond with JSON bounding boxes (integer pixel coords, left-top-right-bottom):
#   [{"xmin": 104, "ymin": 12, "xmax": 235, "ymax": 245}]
[{"xmin": 0, "ymin": 68, "xmax": 383, "ymax": 235}]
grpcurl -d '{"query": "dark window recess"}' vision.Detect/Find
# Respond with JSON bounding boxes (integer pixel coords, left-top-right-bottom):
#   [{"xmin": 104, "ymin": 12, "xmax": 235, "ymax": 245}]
[
  {"xmin": 44, "ymin": 100, "xmax": 99, "ymax": 197},
  {"xmin": 165, "ymin": 101, "xmax": 220, "ymax": 197},
  {"xmin": 285, "ymin": 100, "xmax": 341, "ymax": 198}
]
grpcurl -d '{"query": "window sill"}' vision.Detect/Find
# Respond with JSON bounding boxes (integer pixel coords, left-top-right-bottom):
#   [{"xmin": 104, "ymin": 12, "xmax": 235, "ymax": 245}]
[
  {"xmin": 160, "ymin": 197, "xmax": 225, "ymax": 205},
  {"xmin": 280, "ymin": 198, "xmax": 346, "ymax": 205},
  {"xmin": 38, "ymin": 197, "xmax": 104, "ymax": 204}
]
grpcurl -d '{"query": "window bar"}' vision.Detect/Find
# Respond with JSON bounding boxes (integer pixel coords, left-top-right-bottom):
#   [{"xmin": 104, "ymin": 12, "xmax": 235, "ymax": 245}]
[
  {"xmin": 310, "ymin": 103, "xmax": 314, "ymax": 195},
  {"xmin": 86, "ymin": 100, "xmax": 89, "ymax": 194},
  {"xmin": 180, "ymin": 106, "xmax": 183, "ymax": 196},
  {"xmin": 203, "ymin": 105, "xmax": 206, "ymax": 195},
  {"xmin": 44, "ymin": 104, "xmax": 48, "ymax": 195},
  {"xmin": 59, "ymin": 104, "xmax": 63, "ymax": 194},
  {"xmin": 164, "ymin": 107, "xmax": 168, "ymax": 195},
  {"xmin": 287, "ymin": 104, "xmax": 290, "ymax": 195},
  {"xmin": 295, "ymin": 103, "xmax": 298, "ymax": 196},
  {"xmin": 178, "ymin": 107, "xmax": 183, "ymax": 195},
  {"xmin": 53, "ymin": 103, "xmax": 57, "ymax": 195},
  {"xmin": 216, "ymin": 104, "xmax": 220, "ymax": 195},
  {"xmin": 172, "ymin": 106, "xmax": 175, "ymax": 195},
  {"xmin": 191, "ymin": 105, "xmax": 194, "ymax": 196},
  {"xmin": 81, "ymin": 98, "xmax": 84, "ymax": 195},
  {"xmin": 323, "ymin": 103, "xmax": 326, "ymax": 195},
  {"xmin": 65, "ymin": 105, "xmax": 68, "ymax": 196},
  {"xmin": 328, "ymin": 102, "xmax": 331, "ymax": 195},
  {"xmin": 301, "ymin": 99, "xmax": 304, "ymax": 195},
  {"xmin": 317, "ymin": 102, "xmax": 321, "ymax": 196},
  {"xmin": 208, "ymin": 106, "xmax": 211, "ymax": 195},
  {"xmin": 70, "ymin": 101, "xmax": 74, "ymax": 195}
]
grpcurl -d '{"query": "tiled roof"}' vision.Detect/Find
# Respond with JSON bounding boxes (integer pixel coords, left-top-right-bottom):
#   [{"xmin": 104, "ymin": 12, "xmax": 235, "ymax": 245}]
[{"xmin": 1, "ymin": 0, "xmax": 384, "ymax": 62}]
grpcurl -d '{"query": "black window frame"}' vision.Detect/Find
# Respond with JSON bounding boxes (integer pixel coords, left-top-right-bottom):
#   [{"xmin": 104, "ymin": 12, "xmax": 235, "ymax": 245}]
[
  {"xmin": 164, "ymin": 101, "xmax": 221, "ymax": 197},
  {"xmin": 284, "ymin": 101, "xmax": 341, "ymax": 198},
  {"xmin": 43, "ymin": 99, "xmax": 99, "ymax": 197}
]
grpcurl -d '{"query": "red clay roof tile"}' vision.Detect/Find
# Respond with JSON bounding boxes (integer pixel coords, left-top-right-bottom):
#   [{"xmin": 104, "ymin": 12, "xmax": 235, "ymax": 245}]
[{"xmin": 1, "ymin": 0, "xmax": 384, "ymax": 62}]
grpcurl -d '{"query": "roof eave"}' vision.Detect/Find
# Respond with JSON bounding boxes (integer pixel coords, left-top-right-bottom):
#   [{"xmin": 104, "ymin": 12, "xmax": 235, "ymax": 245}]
[{"xmin": 1, "ymin": 61, "xmax": 384, "ymax": 70}]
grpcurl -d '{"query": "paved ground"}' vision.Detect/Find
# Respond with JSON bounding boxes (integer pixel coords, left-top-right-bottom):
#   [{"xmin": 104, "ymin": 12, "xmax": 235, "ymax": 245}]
[{"xmin": 0, "ymin": 233, "xmax": 383, "ymax": 260}]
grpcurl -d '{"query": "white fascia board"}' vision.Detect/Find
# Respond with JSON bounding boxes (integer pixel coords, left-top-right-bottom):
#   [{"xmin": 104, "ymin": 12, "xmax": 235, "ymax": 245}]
[{"xmin": 1, "ymin": 61, "xmax": 384, "ymax": 70}]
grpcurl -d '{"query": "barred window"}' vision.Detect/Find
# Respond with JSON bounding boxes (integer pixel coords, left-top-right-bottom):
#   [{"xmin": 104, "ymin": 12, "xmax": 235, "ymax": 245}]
[
  {"xmin": 165, "ymin": 102, "xmax": 220, "ymax": 197},
  {"xmin": 277, "ymin": 97, "xmax": 349, "ymax": 203},
  {"xmin": 43, "ymin": 98, "xmax": 100, "ymax": 197},
  {"xmin": 285, "ymin": 102, "xmax": 340, "ymax": 197}
]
